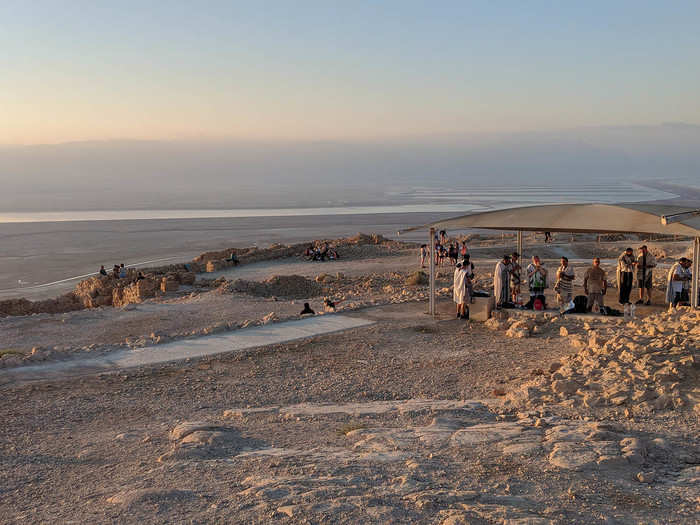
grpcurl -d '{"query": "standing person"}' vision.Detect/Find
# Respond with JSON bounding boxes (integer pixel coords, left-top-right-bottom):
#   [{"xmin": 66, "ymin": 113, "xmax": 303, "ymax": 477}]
[
  {"xmin": 439, "ymin": 230, "xmax": 447, "ymax": 245},
  {"xmin": 681, "ymin": 258, "xmax": 693, "ymax": 304},
  {"xmin": 526, "ymin": 255, "xmax": 548, "ymax": 308},
  {"xmin": 453, "ymin": 262, "xmax": 467, "ymax": 318},
  {"xmin": 448, "ymin": 243, "xmax": 458, "ymax": 266},
  {"xmin": 493, "ymin": 254, "xmax": 511, "ymax": 308},
  {"xmin": 666, "ymin": 258, "xmax": 689, "ymax": 307},
  {"xmin": 419, "ymin": 244, "xmax": 428, "ymax": 268},
  {"xmin": 616, "ymin": 248, "xmax": 636, "ymax": 305},
  {"xmin": 555, "ymin": 256, "xmax": 575, "ymax": 306},
  {"xmin": 510, "ymin": 252, "xmax": 522, "ymax": 304},
  {"xmin": 635, "ymin": 245, "xmax": 657, "ymax": 305},
  {"xmin": 460, "ymin": 240, "xmax": 468, "ymax": 259},
  {"xmin": 583, "ymin": 257, "xmax": 607, "ymax": 312},
  {"xmin": 544, "ymin": 232, "xmax": 552, "ymax": 243},
  {"xmin": 99, "ymin": 265, "xmax": 107, "ymax": 276},
  {"xmin": 462, "ymin": 254, "xmax": 475, "ymax": 306}
]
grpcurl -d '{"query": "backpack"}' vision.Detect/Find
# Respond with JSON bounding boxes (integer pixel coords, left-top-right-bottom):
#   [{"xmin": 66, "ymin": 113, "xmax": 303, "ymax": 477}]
[
  {"xmin": 573, "ymin": 295, "xmax": 588, "ymax": 314},
  {"xmin": 533, "ymin": 297, "xmax": 544, "ymax": 311}
]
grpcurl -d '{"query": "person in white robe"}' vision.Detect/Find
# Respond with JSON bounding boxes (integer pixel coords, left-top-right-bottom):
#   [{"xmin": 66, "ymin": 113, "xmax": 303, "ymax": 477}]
[
  {"xmin": 453, "ymin": 262, "xmax": 467, "ymax": 318},
  {"xmin": 666, "ymin": 258, "xmax": 691, "ymax": 307},
  {"xmin": 493, "ymin": 255, "xmax": 511, "ymax": 308}
]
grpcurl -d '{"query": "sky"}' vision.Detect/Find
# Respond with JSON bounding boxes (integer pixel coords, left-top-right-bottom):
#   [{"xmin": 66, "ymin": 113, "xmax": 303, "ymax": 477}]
[{"xmin": 2, "ymin": 1, "xmax": 700, "ymax": 144}]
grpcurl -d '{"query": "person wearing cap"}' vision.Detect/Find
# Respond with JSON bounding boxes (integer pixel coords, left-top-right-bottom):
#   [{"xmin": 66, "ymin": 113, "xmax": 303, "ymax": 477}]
[
  {"xmin": 616, "ymin": 247, "xmax": 636, "ymax": 305},
  {"xmin": 635, "ymin": 245, "xmax": 656, "ymax": 306},
  {"xmin": 494, "ymin": 254, "xmax": 511, "ymax": 308},
  {"xmin": 453, "ymin": 261, "xmax": 467, "ymax": 318}
]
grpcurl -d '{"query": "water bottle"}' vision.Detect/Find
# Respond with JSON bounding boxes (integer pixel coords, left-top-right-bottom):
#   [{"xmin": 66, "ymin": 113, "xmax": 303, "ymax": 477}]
[
  {"xmin": 623, "ymin": 303, "xmax": 630, "ymax": 320},
  {"xmin": 630, "ymin": 304, "xmax": 636, "ymax": 319}
]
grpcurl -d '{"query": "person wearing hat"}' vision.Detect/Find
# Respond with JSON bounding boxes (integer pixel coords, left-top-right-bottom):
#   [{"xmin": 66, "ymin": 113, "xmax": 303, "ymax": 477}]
[
  {"xmin": 453, "ymin": 261, "xmax": 467, "ymax": 318},
  {"xmin": 494, "ymin": 254, "xmax": 511, "ymax": 308},
  {"xmin": 635, "ymin": 245, "xmax": 656, "ymax": 306},
  {"xmin": 616, "ymin": 247, "xmax": 636, "ymax": 305}
]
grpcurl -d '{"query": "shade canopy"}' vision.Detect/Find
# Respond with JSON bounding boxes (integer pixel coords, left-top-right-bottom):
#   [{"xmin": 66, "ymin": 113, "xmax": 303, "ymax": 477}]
[{"xmin": 402, "ymin": 203, "xmax": 700, "ymax": 236}]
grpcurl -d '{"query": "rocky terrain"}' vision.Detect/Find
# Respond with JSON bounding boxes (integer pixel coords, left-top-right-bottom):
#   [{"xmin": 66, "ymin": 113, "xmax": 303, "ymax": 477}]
[
  {"xmin": 0, "ymin": 301, "xmax": 697, "ymax": 524},
  {"xmin": 0, "ymin": 233, "xmax": 697, "ymax": 523}
]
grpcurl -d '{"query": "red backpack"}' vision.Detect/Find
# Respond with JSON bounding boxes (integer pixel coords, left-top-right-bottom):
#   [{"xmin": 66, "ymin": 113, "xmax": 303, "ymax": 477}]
[{"xmin": 533, "ymin": 297, "xmax": 544, "ymax": 311}]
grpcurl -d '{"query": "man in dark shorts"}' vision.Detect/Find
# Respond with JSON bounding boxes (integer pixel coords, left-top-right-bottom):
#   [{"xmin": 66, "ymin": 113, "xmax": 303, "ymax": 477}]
[{"xmin": 635, "ymin": 245, "xmax": 656, "ymax": 305}]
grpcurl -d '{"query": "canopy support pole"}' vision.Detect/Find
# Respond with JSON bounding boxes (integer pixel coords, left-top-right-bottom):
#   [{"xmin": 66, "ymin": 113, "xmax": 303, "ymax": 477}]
[
  {"xmin": 517, "ymin": 230, "xmax": 523, "ymax": 261},
  {"xmin": 692, "ymin": 237, "xmax": 699, "ymax": 309},
  {"xmin": 429, "ymin": 228, "xmax": 436, "ymax": 317}
]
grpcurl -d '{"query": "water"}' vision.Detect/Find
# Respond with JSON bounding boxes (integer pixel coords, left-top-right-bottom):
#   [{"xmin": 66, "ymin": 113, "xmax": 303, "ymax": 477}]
[{"xmin": 0, "ymin": 182, "xmax": 681, "ymax": 299}]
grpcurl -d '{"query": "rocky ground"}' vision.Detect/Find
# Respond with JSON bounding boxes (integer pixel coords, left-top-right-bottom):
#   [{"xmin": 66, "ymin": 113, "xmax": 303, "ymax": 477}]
[
  {"xmin": 0, "ymin": 300, "xmax": 698, "ymax": 524},
  {"xmin": 0, "ymin": 234, "xmax": 697, "ymax": 523}
]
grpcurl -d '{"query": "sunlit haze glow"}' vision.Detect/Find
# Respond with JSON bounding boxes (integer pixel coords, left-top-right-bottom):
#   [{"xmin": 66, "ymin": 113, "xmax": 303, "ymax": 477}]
[{"xmin": 3, "ymin": 1, "xmax": 700, "ymax": 144}]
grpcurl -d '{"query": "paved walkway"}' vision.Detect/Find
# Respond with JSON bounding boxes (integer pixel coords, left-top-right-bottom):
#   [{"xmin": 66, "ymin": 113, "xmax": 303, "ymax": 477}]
[{"xmin": 0, "ymin": 314, "xmax": 374, "ymax": 385}]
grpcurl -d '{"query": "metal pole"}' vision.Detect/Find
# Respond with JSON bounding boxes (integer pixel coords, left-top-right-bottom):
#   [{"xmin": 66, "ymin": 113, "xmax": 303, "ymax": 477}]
[
  {"xmin": 692, "ymin": 237, "xmax": 699, "ymax": 309},
  {"xmin": 429, "ymin": 228, "xmax": 436, "ymax": 316},
  {"xmin": 517, "ymin": 230, "xmax": 523, "ymax": 261}
]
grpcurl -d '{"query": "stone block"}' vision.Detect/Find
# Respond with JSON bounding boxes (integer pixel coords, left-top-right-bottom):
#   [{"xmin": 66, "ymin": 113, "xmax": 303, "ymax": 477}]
[{"xmin": 470, "ymin": 296, "xmax": 494, "ymax": 322}]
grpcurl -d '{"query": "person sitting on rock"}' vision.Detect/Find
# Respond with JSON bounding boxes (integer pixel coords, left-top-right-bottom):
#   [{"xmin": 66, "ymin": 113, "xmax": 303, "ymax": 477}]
[
  {"xmin": 300, "ymin": 302, "xmax": 315, "ymax": 316},
  {"xmin": 119, "ymin": 264, "xmax": 127, "ymax": 279},
  {"xmin": 226, "ymin": 252, "xmax": 240, "ymax": 265},
  {"xmin": 112, "ymin": 265, "xmax": 120, "ymax": 278},
  {"xmin": 136, "ymin": 272, "xmax": 146, "ymax": 281},
  {"xmin": 99, "ymin": 265, "xmax": 107, "ymax": 276}
]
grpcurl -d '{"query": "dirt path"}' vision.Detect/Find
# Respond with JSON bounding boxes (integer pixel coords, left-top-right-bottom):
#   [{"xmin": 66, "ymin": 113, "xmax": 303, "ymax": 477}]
[{"xmin": 0, "ymin": 314, "xmax": 373, "ymax": 386}]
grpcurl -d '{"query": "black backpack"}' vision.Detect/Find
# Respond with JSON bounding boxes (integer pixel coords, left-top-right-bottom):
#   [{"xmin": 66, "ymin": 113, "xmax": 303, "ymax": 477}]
[{"xmin": 573, "ymin": 295, "xmax": 588, "ymax": 313}]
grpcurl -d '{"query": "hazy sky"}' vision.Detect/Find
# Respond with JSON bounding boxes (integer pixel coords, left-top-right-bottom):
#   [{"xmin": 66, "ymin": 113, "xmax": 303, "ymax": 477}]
[{"xmin": 3, "ymin": 1, "xmax": 699, "ymax": 144}]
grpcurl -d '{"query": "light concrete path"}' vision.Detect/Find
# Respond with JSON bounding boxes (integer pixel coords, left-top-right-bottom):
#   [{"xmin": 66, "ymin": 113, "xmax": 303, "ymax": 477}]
[{"xmin": 0, "ymin": 314, "xmax": 374, "ymax": 385}]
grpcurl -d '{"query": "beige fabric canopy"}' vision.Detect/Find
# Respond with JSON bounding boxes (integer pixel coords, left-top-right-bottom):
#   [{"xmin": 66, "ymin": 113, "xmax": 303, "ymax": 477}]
[
  {"xmin": 402, "ymin": 203, "xmax": 700, "ymax": 313},
  {"xmin": 401, "ymin": 203, "xmax": 700, "ymax": 236}
]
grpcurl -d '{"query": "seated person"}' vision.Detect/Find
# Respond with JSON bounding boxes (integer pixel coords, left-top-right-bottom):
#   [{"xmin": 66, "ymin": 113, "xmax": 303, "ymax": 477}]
[
  {"xmin": 136, "ymin": 272, "xmax": 146, "ymax": 281},
  {"xmin": 300, "ymin": 302, "xmax": 315, "ymax": 316},
  {"xmin": 323, "ymin": 297, "xmax": 344, "ymax": 311},
  {"xmin": 226, "ymin": 252, "xmax": 239, "ymax": 265},
  {"xmin": 99, "ymin": 265, "xmax": 108, "ymax": 276}
]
